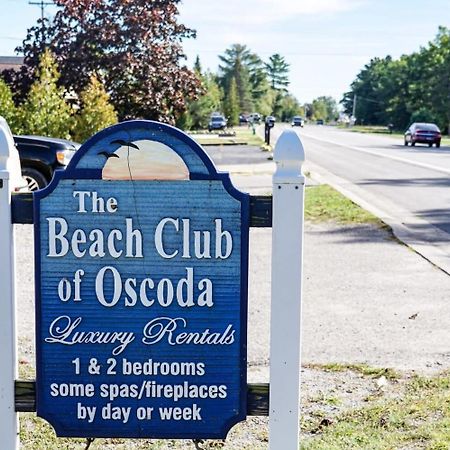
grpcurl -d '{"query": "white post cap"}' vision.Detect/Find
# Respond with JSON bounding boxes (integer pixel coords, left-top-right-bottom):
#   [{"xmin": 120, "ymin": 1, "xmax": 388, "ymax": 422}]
[
  {"xmin": 0, "ymin": 116, "xmax": 26, "ymax": 190},
  {"xmin": 273, "ymin": 129, "xmax": 305, "ymax": 184}
]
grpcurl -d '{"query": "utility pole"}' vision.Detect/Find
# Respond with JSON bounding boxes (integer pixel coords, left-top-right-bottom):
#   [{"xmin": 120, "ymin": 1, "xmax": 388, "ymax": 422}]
[
  {"xmin": 28, "ymin": 1, "xmax": 54, "ymax": 46},
  {"xmin": 29, "ymin": 0, "xmax": 54, "ymax": 21},
  {"xmin": 352, "ymin": 94, "xmax": 357, "ymax": 119}
]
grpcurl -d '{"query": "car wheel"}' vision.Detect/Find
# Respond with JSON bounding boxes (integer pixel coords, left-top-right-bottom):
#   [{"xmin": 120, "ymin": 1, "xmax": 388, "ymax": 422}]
[
  {"xmin": 411, "ymin": 141, "xmax": 415, "ymax": 147},
  {"xmin": 404, "ymin": 140, "xmax": 408, "ymax": 146},
  {"xmin": 22, "ymin": 167, "xmax": 48, "ymax": 192},
  {"xmin": 436, "ymin": 142, "xmax": 440, "ymax": 148},
  {"xmin": 428, "ymin": 143, "xmax": 432, "ymax": 147}
]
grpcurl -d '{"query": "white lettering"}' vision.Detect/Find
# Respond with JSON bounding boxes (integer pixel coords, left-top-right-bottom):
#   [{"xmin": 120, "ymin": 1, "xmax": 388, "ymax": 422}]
[
  {"xmin": 215, "ymin": 219, "xmax": 232, "ymax": 259},
  {"xmin": 96, "ymin": 266, "xmax": 122, "ymax": 307},
  {"xmin": 47, "ymin": 217, "xmax": 69, "ymax": 257},
  {"xmin": 155, "ymin": 218, "xmax": 179, "ymax": 258}
]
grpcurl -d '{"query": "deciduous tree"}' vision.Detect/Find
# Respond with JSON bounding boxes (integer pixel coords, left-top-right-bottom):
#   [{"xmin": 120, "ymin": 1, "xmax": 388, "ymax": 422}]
[{"xmin": 16, "ymin": 0, "xmax": 202, "ymax": 123}]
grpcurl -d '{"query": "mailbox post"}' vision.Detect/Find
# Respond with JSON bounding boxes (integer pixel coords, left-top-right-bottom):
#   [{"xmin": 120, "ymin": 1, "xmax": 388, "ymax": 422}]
[
  {"xmin": 265, "ymin": 116, "xmax": 275, "ymax": 145},
  {"xmin": 0, "ymin": 118, "xmax": 19, "ymax": 450}
]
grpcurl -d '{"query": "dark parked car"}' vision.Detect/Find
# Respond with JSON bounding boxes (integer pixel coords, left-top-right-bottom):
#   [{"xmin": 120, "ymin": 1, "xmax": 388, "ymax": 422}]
[
  {"xmin": 404, "ymin": 122, "xmax": 441, "ymax": 148},
  {"xmin": 14, "ymin": 135, "xmax": 80, "ymax": 191},
  {"xmin": 239, "ymin": 114, "xmax": 248, "ymax": 124},
  {"xmin": 316, "ymin": 119, "xmax": 324, "ymax": 125},
  {"xmin": 208, "ymin": 115, "xmax": 227, "ymax": 132},
  {"xmin": 291, "ymin": 116, "xmax": 304, "ymax": 127}
]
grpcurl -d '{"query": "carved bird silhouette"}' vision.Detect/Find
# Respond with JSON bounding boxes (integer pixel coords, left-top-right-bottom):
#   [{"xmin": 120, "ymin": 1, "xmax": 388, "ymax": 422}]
[
  {"xmin": 110, "ymin": 139, "xmax": 140, "ymax": 150},
  {"xmin": 98, "ymin": 151, "xmax": 120, "ymax": 159}
]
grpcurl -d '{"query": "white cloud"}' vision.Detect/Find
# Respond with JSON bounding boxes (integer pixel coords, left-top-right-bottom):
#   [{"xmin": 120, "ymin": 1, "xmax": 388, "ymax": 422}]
[{"xmin": 179, "ymin": 0, "xmax": 365, "ymax": 26}]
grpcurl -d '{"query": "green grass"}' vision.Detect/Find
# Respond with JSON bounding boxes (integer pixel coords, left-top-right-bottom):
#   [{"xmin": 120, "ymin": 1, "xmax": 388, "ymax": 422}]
[
  {"xmin": 305, "ymin": 363, "xmax": 400, "ymax": 380},
  {"xmin": 301, "ymin": 372, "xmax": 450, "ymax": 450},
  {"xmin": 338, "ymin": 125, "xmax": 400, "ymax": 136},
  {"xmin": 305, "ymin": 185, "xmax": 382, "ymax": 225},
  {"xmin": 189, "ymin": 126, "xmax": 264, "ymax": 147}
]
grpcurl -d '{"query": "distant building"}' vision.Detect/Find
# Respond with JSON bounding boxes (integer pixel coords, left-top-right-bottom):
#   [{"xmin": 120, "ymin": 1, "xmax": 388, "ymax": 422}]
[{"xmin": 0, "ymin": 56, "xmax": 24, "ymax": 72}]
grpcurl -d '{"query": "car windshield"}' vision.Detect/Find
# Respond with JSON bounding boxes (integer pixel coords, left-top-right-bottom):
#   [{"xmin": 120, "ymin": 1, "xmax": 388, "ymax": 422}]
[{"xmin": 212, "ymin": 117, "xmax": 224, "ymax": 122}]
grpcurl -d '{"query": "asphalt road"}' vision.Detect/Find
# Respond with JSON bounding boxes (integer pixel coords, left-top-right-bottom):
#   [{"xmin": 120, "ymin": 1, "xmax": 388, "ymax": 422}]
[{"xmin": 268, "ymin": 124, "xmax": 450, "ymax": 273}]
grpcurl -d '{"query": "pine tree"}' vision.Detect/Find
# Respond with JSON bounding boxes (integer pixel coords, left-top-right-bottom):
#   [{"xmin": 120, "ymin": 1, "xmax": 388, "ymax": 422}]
[
  {"xmin": 20, "ymin": 49, "xmax": 72, "ymax": 138},
  {"xmin": 218, "ymin": 44, "xmax": 254, "ymax": 113},
  {"xmin": 193, "ymin": 56, "xmax": 202, "ymax": 75},
  {"xmin": 265, "ymin": 54, "xmax": 290, "ymax": 91},
  {"xmin": 0, "ymin": 77, "xmax": 21, "ymax": 133},
  {"xmin": 73, "ymin": 74, "xmax": 118, "ymax": 143}
]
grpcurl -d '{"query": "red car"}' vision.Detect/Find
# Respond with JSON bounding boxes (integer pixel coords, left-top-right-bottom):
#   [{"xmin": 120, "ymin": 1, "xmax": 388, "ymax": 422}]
[{"xmin": 404, "ymin": 122, "xmax": 441, "ymax": 148}]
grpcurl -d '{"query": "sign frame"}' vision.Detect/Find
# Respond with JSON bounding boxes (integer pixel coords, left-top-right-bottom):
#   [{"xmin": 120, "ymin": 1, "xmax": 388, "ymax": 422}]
[{"xmin": 33, "ymin": 120, "xmax": 250, "ymax": 439}]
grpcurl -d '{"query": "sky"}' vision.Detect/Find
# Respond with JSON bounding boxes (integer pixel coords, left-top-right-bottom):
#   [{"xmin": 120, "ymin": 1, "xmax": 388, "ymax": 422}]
[{"xmin": 0, "ymin": 0, "xmax": 449, "ymax": 104}]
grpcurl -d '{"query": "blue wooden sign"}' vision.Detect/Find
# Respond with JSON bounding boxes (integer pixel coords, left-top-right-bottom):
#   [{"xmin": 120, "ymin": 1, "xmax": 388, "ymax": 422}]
[{"xmin": 34, "ymin": 120, "xmax": 249, "ymax": 438}]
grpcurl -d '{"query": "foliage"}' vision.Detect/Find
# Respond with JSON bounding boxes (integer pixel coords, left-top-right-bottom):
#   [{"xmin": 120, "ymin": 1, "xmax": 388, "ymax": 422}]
[
  {"xmin": 181, "ymin": 71, "xmax": 222, "ymax": 130},
  {"xmin": 20, "ymin": 49, "xmax": 72, "ymax": 138},
  {"xmin": 254, "ymin": 87, "xmax": 276, "ymax": 117},
  {"xmin": 218, "ymin": 44, "xmax": 254, "ymax": 113},
  {"xmin": 265, "ymin": 53, "xmax": 290, "ymax": 91},
  {"xmin": 0, "ymin": 76, "xmax": 21, "ymax": 133},
  {"xmin": 311, "ymin": 96, "xmax": 338, "ymax": 122},
  {"xmin": 73, "ymin": 74, "xmax": 118, "ymax": 143},
  {"xmin": 216, "ymin": 45, "xmax": 298, "ymax": 123},
  {"xmin": 224, "ymin": 77, "xmax": 240, "ymax": 126},
  {"xmin": 247, "ymin": 53, "xmax": 270, "ymax": 107},
  {"xmin": 342, "ymin": 27, "xmax": 450, "ymax": 132},
  {"xmin": 15, "ymin": 0, "xmax": 202, "ymax": 123},
  {"xmin": 409, "ymin": 107, "xmax": 438, "ymax": 125},
  {"xmin": 278, "ymin": 93, "xmax": 302, "ymax": 122}
]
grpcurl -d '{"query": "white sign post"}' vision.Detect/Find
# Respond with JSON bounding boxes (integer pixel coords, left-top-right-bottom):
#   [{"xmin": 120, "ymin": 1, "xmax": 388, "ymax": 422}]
[
  {"xmin": 269, "ymin": 129, "xmax": 305, "ymax": 450},
  {"xmin": 0, "ymin": 118, "xmax": 19, "ymax": 450}
]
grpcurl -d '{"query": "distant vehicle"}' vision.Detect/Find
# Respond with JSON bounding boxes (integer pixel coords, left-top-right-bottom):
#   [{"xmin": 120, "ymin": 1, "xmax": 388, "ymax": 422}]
[
  {"xmin": 316, "ymin": 119, "xmax": 324, "ymax": 125},
  {"xmin": 208, "ymin": 115, "xmax": 227, "ymax": 132},
  {"xmin": 248, "ymin": 113, "xmax": 261, "ymax": 124},
  {"xmin": 291, "ymin": 116, "xmax": 304, "ymax": 127},
  {"xmin": 14, "ymin": 135, "xmax": 80, "ymax": 191},
  {"xmin": 404, "ymin": 122, "xmax": 441, "ymax": 148},
  {"xmin": 239, "ymin": 114, "xmax": 248, "ymax": 124}
]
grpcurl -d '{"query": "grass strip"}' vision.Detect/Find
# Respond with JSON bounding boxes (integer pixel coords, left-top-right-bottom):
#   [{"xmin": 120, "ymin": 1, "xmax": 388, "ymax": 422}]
[
  {"xmin": 301, "ymin": 372, "xmax": 450, "ymax": 449},
  {"xmin": 190, "ymin": 126, "xmax": 264, "ymax": 147},
  {"xmin": 305, "ymin": 184, "xmax": 382, "ymax": 225},
  {"xmin": 305, "ymin": 362, "xmax": 400, "ymax": 380}
]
